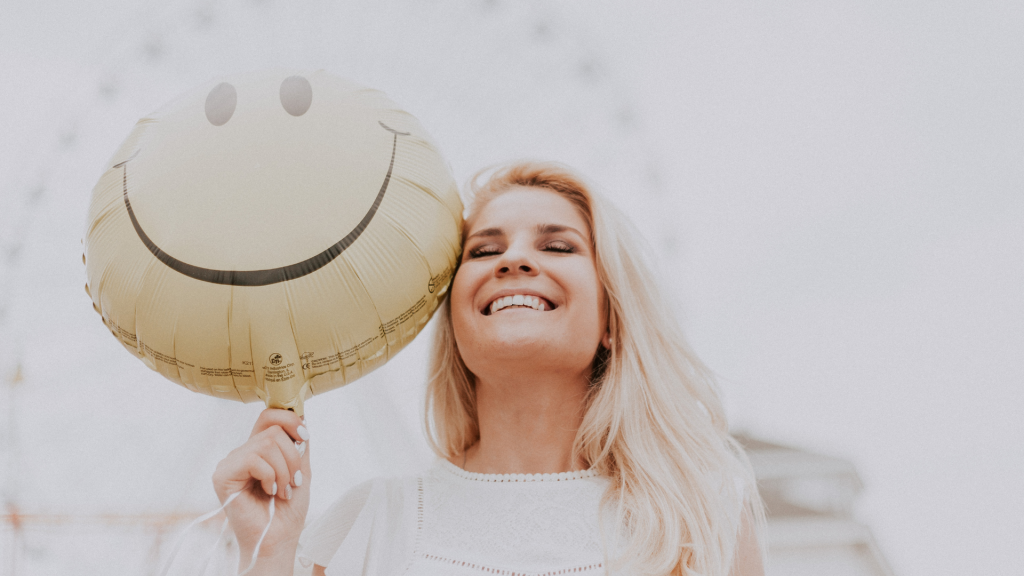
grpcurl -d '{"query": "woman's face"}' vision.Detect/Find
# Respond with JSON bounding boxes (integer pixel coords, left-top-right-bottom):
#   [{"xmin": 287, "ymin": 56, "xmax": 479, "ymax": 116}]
[{"xmin": 451, "ymin": 186, "xmax": 607, "ymax": 382}]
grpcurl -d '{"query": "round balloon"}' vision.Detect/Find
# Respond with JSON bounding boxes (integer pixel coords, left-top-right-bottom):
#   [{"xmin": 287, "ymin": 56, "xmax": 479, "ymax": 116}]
[{"xmin": 84, "ymin": 70, "xmax": 463, "ymax": 416}]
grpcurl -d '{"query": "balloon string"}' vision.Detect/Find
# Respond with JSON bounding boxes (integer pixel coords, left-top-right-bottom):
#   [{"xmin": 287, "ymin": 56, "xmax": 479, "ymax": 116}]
[
  {"xmin": 197, "ymin": 515, "xmax": 231, "ymax": 576},
  {"xmin": 156, "ymin": 490, "xmax": 239, "ymax": 576},
  {"xmin": 157, "ymin": 490, "xmax": 275, "ymax": 576},
  {"xmin": 238, "ymin": 495, "xmax": 276, "ymax": 576}
]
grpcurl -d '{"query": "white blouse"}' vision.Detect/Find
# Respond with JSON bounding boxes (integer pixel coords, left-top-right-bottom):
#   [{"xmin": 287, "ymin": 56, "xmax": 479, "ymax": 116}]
[{"xmin": 296, "ymin": 458, "xmax": 622, "ymax": 576}]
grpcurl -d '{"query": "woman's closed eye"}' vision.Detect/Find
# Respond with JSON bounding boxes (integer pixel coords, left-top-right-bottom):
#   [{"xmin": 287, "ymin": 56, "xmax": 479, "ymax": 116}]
[
  {"xmin": 467, "ymin": 244, "xmax": 502, "ymax": 259},
  {"xmin": 542, "ymin": 240, "xmax": 576, "ymax": 254}
]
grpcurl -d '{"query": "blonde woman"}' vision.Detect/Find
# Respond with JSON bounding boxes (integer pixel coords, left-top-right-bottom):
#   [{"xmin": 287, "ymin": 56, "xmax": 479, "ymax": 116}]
[{"xmin": 213, "ymin": 162, "xmax": 766, "ymax": 575}]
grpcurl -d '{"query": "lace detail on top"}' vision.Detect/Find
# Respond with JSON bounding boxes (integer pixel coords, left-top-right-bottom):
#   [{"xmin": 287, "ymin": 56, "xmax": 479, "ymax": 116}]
[
  {"xmin": 415, "ymin": 459, "xmax": 611, "ymax": 574},
  {"xmin": 436, "ymin": 458, "xmax": 599, "ymax": 482},
  {"xmin": 419, "ymin": 553, "xmax": 603, "ymax": 576}
]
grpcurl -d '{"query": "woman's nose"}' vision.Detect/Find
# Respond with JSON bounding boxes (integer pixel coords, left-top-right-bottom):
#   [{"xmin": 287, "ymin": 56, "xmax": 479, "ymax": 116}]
[{"xmin": 495, "ymin": 244, "xmax": 538, "ymax": 276}]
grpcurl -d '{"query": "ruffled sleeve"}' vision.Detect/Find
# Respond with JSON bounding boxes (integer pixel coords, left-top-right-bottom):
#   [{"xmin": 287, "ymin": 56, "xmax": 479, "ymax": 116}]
[{"xmin": 294, "ymin": 476, "xmax": 417, "ymax": 576}]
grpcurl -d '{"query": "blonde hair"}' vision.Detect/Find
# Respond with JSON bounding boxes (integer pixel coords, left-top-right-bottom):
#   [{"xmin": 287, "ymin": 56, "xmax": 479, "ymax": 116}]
[{"xmin": 425, "ymin": 161, "xmax": 765, "ymax": 575}]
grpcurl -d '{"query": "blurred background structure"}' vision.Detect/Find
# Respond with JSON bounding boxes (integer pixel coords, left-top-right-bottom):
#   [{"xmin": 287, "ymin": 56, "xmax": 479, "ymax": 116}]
[
  {"xmin": 741, "ymin": 435, "xmax": 895, "ymax": 575},
  {"xmin": 1, "ymin": 1, "xmax": 1022, "ymax": 575}
]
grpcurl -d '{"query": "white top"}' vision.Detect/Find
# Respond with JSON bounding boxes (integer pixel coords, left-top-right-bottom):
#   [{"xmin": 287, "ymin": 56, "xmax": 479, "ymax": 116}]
[{"xmin": 295, "ymin": 458, "xmax": 622, "ymax": 576}]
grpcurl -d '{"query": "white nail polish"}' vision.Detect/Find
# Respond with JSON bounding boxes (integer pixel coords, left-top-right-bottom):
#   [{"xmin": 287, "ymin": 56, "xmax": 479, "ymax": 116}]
[
  {"xmin": 271, "ymin": 482, "xmax": 278, "ymax": 496},
  {"xmin": 294, "ymin": 470, "xmax": 303, "ymax": 487},
  {"xmin": 296, "ymin": 442, "xmax": 306, "ymax": 457},
  {"xmin": 285, "ymin": 484, "xmax": 293, "ymax": 500},
  {"xmin": 297, "ymin": 425, "xmax": 309, "ymax": 441}
]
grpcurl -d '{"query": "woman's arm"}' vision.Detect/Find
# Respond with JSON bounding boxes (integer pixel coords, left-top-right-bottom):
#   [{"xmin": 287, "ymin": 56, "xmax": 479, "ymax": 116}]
[{"xmin": 729, "ymin": 507, "xmax": 765, "ymax": 576}]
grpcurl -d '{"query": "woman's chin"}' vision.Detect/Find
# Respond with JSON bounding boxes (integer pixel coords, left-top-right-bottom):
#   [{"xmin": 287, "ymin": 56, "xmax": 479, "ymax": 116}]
[
  {"xmin": 454, "ymin": 307, "xmax": 603, "ymax": 378},
  {"xmin": 459, "ymin": 313, "xmax": 543, "ymax": 348},
  {"xmin": 461, "ymin": 329, "xmax": 597, "ymax": 377}
]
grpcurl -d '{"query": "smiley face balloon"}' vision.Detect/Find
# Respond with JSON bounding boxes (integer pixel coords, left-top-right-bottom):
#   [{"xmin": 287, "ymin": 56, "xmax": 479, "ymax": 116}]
[{"xmin": 84, "ymin": 70, "xmax": 463, "ymax": 416}]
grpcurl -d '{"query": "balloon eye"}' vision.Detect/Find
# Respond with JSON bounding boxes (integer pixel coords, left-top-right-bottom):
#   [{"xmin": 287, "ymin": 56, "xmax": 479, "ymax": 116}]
[
  {"xmin": 205, "ymin": 82, "xmax": 237, "ymax": 126},
  {"xmin": 280, "ymin": 76, "xmax": 313, "ymax": 116}
]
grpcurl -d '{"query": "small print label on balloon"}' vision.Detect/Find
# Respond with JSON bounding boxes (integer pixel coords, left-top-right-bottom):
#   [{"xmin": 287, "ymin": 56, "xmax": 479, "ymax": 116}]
[
  {"xmin": 428, "ymin": 267, "xmax": 453, "ymax": 294},
  {"xmin": 303, "ymin": 333, "xmax": 385, "ymax": 373},
  {"xmin": 108, "ymin": 321, "xmax": 138, "ymax": 344},
  {"xmin": 379, "ymin": 296, "xmax": 428, "ymax": 337},
  {"xmin": 141, "ymin": 342, "xmax": 194, "ymax": 369},
  {"xmin": 200, "ymin": 367, "xmax": 254, "ymax": 379},
  {"xmin": 307, "ymin": 345, "xmax": 360, "ymax": 369},
  {"xmin": 264, "ymin": 361, "xmax": 296, "ymax": 383}
]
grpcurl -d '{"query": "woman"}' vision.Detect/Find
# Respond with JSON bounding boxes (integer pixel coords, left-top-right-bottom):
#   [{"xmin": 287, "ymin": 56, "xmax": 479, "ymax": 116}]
[{"xmin": 213, "ymin": 162, "xmax": 766, "ymax": 575}]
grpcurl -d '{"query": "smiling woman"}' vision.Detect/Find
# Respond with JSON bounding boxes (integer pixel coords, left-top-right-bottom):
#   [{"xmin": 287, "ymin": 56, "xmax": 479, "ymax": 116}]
[
  {"xmin": 452, "ymin": 186, "xmax": 609, "ymax": 387},
  {"xmin": 213, "ymin": 162, "xmax": 766, "ymax": 576}
]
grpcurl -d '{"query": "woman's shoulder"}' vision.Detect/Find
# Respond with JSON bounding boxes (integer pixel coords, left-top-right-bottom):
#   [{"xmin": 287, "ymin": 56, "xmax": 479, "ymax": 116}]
[
  {"xmin": 297, "ymin": 472, "xmax": 422, "ymax": 573},
  {"xmin": 320, "ymin": 473, "xmax": 416, "ymax": 520}
]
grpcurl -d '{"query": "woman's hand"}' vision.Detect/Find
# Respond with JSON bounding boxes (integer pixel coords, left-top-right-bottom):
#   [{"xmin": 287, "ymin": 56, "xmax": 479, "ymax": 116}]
[{"xmin": 213, "ymin": 408, "xmax": 311, "ymax": 571}]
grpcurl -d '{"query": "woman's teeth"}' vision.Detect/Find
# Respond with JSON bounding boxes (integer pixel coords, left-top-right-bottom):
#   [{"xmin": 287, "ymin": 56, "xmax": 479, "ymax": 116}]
[{"xmin": 489, "ymin": 294, "xmax": 547, "ymax": 314}]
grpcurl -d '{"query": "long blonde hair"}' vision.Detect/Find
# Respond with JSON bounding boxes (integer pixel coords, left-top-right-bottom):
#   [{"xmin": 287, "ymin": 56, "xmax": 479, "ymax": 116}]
[{"xmin": 425, "ymin": 161, "xmax": 765, "ymax": 576}]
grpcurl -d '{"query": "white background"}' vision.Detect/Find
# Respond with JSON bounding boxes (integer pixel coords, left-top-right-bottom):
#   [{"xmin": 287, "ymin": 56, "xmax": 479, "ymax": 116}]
[{"xmin": 1, "ymin": 1, "xmax": 1021, "ymax": 575}]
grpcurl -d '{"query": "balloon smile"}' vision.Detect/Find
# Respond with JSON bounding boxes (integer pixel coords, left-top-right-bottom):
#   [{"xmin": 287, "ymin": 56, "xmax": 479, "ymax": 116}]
[{"xmin": 117, "ymin": 121, "xmax": 409, "ymax": 286}]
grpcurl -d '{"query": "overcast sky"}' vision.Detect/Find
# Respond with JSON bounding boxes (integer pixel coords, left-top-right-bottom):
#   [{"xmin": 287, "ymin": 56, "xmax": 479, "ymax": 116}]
[{"xmin": 1, "ymin": 2, "xmax": 1022, "ymax": 575}]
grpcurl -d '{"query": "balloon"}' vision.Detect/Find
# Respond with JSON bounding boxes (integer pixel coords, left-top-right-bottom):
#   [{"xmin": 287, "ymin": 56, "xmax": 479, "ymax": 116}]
[{"xmin": 84, "ymin": 70, "xmax": 463, "ymax": 416}]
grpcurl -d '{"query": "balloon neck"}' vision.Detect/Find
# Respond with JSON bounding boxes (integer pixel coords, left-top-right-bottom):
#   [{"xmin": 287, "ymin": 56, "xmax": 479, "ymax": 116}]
[
  {"xmin": 264, "ymin": 380, "xmax": 311, "ymax": 418},
  {"xmin": 266, "ymin": 397, "xmax": 304, "ymax": 418}
]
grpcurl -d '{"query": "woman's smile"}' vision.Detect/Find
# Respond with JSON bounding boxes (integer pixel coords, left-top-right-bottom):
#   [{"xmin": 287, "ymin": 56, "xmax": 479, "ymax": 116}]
[{"xmin": 482, "ymin": 291, "xmax": 554, "ymax": 315}]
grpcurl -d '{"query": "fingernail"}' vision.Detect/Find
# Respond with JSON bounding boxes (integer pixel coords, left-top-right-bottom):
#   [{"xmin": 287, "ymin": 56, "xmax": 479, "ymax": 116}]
[
  {"xmin": 269, "ymin": 481, "xmax": 277, "ymax": 496},
  {"xmin": 293, "ymin": 470, "xmax": 303, "ymax": 487},
  {"xmin": 297, "ymin": 425, "xmax": 309, "ymax": 441},
  {"xmin": 296, "ymin": 441, "xmax": 306, "ymax": 457},
  {"xmin": 285, "ymin": 484, "xmax": 293, "ymax": 500}
]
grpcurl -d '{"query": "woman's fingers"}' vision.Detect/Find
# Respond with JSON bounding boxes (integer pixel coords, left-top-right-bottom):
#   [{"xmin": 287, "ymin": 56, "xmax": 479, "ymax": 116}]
[
  {"xmin": 250, "ymin": 408, "xmax": 309, "ymax": 445},
  {"xmin": 214, "ymin": 419, "xmax": 309, "ymax": 502},
  {"xmin": 244, "ymin": 452, "xmax": 279, "ymax": 498},
  {"xmin": 268, "ymin": 426, "xmax": 305, "ymax": 492},
  {"xmin": 250, "ymin": 427, "xmax": 299, "ymax": 499}
]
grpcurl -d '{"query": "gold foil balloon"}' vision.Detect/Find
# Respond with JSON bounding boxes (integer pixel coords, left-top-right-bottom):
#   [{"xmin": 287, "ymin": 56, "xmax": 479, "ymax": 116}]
[{"xmin": 84, "ymin": 70, "xmax": 462, "ymax": 416}]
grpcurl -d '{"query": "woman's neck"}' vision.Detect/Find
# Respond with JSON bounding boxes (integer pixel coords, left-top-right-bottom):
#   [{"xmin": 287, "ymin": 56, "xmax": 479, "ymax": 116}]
[{"xmin": 459, "ymin": 370, "xmax": 590, "ymax": 475}]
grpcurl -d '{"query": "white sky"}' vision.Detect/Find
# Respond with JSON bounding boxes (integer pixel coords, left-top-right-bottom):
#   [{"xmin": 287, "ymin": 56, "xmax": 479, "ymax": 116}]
[{"xmin": 1, "ymin": 1, "xmax": 1022, "ymax": 575}]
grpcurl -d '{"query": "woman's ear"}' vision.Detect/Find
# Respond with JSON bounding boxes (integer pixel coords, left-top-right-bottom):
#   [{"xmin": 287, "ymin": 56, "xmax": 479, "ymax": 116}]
[{"xmin": 601, "ymin": 331, "xmax": 611, "ymax": 349}]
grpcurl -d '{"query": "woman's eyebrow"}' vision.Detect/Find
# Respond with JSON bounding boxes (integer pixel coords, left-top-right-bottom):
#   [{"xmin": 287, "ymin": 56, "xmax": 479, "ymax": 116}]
[
  {"xmin": 535, "ymin": 223, "xmax": 586, "ymax": 241},
  {"xmin": 467, "ymin": 227, "xmax": 504, "ymax": 240}
]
